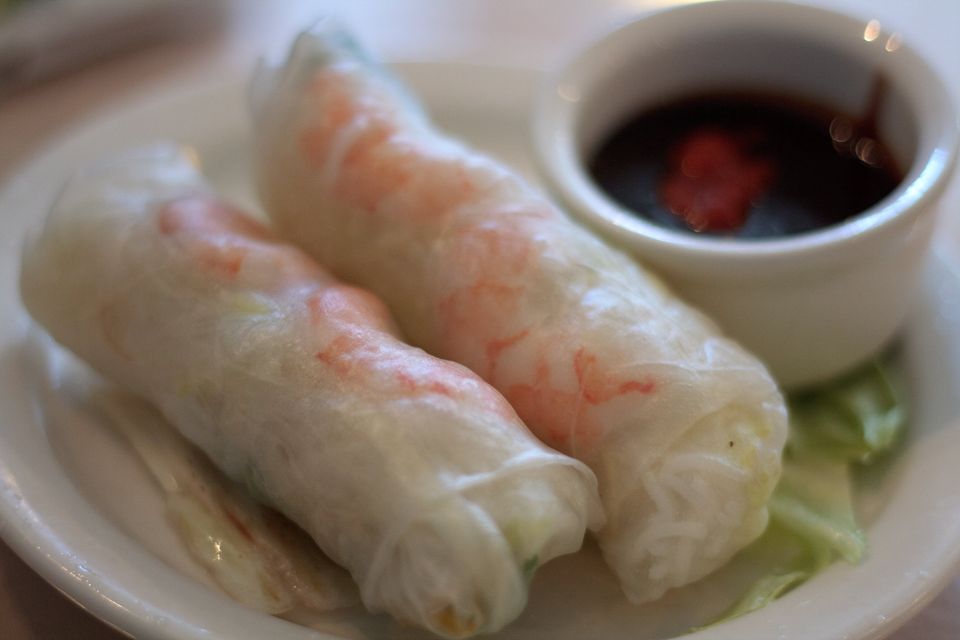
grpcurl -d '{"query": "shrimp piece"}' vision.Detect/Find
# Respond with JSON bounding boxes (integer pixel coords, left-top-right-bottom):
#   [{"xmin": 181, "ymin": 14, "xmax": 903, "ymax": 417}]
[
  {"xmin": 20, "ymin": 147, "xmax": 602, "ymax": 638},
  {"xmin": 252, "ymin": 24, "xmax": 788, "ymax": 603}
]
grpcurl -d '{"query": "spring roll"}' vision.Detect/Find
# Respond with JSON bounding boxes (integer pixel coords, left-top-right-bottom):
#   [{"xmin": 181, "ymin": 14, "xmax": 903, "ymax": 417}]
[
  {"xmin": 252, "ymin": 24, "xmax": 789, "ymax": 603},
  {"xmin": 19, "ymin": 147, "xmax": 603, "ymax": 638}
]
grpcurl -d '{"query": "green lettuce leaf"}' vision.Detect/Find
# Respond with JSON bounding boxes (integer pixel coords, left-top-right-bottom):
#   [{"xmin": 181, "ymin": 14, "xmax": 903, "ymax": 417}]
[
  {"xmin": 707, "ymin": 356, "xmax": 905, "ymax": 626},
  {"xmin": 788, "ymin": 360, "xmax": 905, "ymax": 463},
  {"xmin": 769, "ymin": 453, "xmax": 865, "ymax": 564}
]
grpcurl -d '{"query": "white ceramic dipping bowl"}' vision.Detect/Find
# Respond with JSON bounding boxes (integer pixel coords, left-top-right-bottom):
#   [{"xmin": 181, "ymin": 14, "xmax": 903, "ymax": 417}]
[{"xmin": 533, "ymin": 0, "xmax": 958, "ymax": 389}]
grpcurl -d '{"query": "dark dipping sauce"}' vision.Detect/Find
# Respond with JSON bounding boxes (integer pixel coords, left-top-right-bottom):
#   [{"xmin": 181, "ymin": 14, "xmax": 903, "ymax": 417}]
[{"xmin": 588, "ymin": 91, "xmax": 904, "ymax": 237}]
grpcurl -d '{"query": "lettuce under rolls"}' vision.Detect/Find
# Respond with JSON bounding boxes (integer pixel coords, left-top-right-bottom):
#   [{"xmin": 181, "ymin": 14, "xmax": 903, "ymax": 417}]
[
  {"xmin": 19, "ymin": 147, "xmax": 603, "ymax": 638},
  {"xmin": 707, "ymin": 357, "xmax": 906, "ymax": 626},
  {"xmin": 252, "ymin": 24, "xmax": 788, "ymax": 603}
]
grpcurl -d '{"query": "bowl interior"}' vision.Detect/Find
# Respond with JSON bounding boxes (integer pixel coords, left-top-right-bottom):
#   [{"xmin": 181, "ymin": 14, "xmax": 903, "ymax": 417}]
[
  {"xmin": 577, "ymin": 27, "xmax": 919, "ymax": 181},
  {"xmin": 544, "ymin": 0, "xmax": 956, "ymax": 257}
]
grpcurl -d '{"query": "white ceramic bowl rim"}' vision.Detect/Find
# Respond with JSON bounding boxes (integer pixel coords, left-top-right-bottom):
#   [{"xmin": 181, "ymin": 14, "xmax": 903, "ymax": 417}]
[{"xmin": 536, "ymin": 0, "xmax": 960, "ymax": 264}]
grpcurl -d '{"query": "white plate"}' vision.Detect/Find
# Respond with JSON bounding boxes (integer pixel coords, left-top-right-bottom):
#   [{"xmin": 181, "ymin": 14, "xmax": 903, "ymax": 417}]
[{"xmin": 2, "ymin": 62, "xmax": 960, "ymax": 640}]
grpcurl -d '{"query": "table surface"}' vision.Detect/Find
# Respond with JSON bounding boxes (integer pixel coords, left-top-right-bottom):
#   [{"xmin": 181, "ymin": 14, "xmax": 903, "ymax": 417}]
[{"xmin": 1, "ymin": 0, "xmax": 958, "ymax": 638}]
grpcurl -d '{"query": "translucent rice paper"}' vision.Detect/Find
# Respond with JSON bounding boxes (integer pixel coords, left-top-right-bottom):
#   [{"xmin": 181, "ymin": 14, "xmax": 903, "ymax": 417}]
[
  {"xmin": 251, "ymin": 24, "xmax": 788, "ymax": 603},
  {"xmin": 95, "ymin": 389, "xmax": 361, "ymax": 615},
  {"xmin": 19, "ymin": 146, "xmax": 602, "ymax": 638}
]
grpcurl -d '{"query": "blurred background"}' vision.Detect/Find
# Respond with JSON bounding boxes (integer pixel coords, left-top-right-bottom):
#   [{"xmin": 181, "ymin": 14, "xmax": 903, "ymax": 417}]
[{"xmin": 2, "ymin": 0, "xmax": 957, "ymax": 179}]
